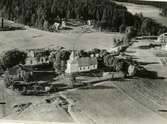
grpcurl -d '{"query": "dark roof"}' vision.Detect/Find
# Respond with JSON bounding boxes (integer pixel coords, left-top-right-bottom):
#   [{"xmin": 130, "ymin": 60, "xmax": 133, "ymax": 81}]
[{"xmin": 77, "ymin": 57, "xmax": 97, "ymax": 67}]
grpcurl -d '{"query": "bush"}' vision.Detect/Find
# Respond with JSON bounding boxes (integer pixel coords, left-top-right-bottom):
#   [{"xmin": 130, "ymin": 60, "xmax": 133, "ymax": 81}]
[{"xmin": 0, "ymin": 49, "xmax": 27, "ymax": 70}]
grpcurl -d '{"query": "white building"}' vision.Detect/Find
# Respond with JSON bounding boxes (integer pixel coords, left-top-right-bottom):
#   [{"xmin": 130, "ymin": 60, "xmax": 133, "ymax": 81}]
[
  {"xmin": 65, "ymin": 51, "xmax": 98, "ymax": 73},
  {"xmin": 157, "ymin": 33, "xmax": 167, "ymax": 44},
  {"xmin": 25, "ymin": 49, "xmax": 50, "ymax": 65}
]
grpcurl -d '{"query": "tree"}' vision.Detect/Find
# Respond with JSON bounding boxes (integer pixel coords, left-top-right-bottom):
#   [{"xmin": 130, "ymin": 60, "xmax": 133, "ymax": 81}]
[
  {"xmin": 123, "ymin": 26, "xmax": 137, "ymax": 44},
  {"xmin": 43, "ymin": 20, "xmax": 49, "ymax": 31},
  {"xmin": 140, "ymin": 18, "xmax": 152, "ymax": 35},
  {"xmin": 0, "ymin": 49, "xmax": 27, "ymax": 70},
  {"xmin": 0, "ymin": 6, "xmax": 6, "ymax": 28},
  {"xmin": 53, "ymin": 49, "xmax": 70, "ymax": 74},
  {"xmin": 119, "ymin": 24, "xmax": 126, "ymax": 33},
  {"xmin": 54, "ymin": 50, "xmax": 61, "ymax": 74},
  {"xmin": 103, "ymin": 54, "xmax": 124, "ymax": 72}
]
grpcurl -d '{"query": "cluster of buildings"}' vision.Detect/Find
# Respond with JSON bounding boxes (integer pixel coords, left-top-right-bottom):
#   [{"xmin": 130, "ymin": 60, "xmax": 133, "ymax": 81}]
[
  {"xmin": 4, "ymin": 48, "xmax": 99, "ymax": 88},
  {"xmin": 25, "ymin": 48, "xmax": 98, "ymax": 73}
]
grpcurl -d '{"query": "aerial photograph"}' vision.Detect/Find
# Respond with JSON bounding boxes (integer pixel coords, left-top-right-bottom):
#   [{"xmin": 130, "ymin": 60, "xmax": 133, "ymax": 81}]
[{"xmin": 0, "ymin": 0, "xmax": 167, "ymax": 124}]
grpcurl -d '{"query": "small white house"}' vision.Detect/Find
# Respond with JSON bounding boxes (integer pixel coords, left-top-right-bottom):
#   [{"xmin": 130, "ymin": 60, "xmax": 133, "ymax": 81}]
[
  {"xmin": 53, "ymin": 22, "xmax": 60, "ymax": 30},
  {"xmin": 65, "ymin": 51, "xmax": 98, "ymax": 73},
  {"xmin": 157, "ymin": 33, "xmax": 167, "ymax": 44},
  {"xmin": 61, "ymin": 20, "xmax": 66, "ymax": 28}
]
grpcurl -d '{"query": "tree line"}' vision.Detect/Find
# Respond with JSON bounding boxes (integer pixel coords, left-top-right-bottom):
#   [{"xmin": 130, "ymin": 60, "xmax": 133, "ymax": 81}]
[
  {"xmin": 0, "ymin": 0, "xmax": 129, "ymax": 27},
  {"xmin": 0, "ymin": 0, "xmax": 167, "ymax": 35}
]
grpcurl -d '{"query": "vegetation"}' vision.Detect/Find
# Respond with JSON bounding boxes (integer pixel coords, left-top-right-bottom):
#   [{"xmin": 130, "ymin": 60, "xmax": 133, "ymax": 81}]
[
  {"xmin": 0, "ymin": 0, "xmax": 136, "ymax": 31},
  {"xmin": 49, "ymin": 49, "xmax": 70, "ymax": 74},
  {"xmin": 0, "ymin": 49, "xmax": 27, "ymax": 70},
  {"xmin": 160, "ymin": 7, "xmax": 167, "ymax": 17},
  {"xmin": 0, "ymin": 0, "xmax": 133, "ymax": 29},
  {"xmin": 0, "ymin": 0, "xmax": 166, "ymax": 35}
]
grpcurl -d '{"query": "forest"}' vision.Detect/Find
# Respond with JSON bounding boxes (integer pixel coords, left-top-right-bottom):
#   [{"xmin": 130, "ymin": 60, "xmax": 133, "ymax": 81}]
[
  {"xmin": 0, "ymin": 0, "xmax": 167, "ymax": 35},
  {"xmin": 0, "ymin": 0, "xmax": 133, "ymax": 29}
]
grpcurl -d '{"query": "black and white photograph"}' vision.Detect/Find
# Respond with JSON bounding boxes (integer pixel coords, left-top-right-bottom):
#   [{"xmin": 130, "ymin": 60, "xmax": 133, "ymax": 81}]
[{"xmin": 0, "ymin": 0, "xmax": 167, "ymax": 124}]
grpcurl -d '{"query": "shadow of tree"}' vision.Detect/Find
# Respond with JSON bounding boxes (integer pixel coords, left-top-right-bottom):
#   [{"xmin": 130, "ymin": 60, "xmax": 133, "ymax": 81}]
[
  {"xmin": 135, "ymin": 69, "xmax": 165, "ymax": 79},
  {"xmin": 158, "ymin": 110, "xmax": 167, "ymax": 112},
  {"xmin": 0, "ymin": 26, "xmax": 25, "ymax": 31},
  {"xmin": 138, "ymin": 61, "xmax": 159, "ymax": 66},
  {"xmin": 80, "ymin": 85, "xmax": 116, "ymax": 90}
]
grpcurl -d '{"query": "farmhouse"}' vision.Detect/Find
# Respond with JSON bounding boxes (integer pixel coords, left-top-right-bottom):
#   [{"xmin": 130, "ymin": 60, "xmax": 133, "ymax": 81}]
[
  {"xmin": 65, "ymin": 51, "xmax": 98, "ymax": 73},
  {"xmin": 25, "ymin": 49, "xmax": 50, "ymax": 65},
  {"xmin": 157, "ymin": 33, "xmax": 167, "ymax": 44}
]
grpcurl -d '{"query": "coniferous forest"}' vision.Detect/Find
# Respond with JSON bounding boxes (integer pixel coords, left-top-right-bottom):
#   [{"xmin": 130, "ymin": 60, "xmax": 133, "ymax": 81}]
[{"xmin": 0, "ymin": 0, "xmax": 167, "ymax": 35}]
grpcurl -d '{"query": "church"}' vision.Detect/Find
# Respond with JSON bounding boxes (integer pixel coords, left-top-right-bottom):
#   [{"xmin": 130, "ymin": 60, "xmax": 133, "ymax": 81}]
[{"xmin": 65, "ymin": 51, "xmax": 98, "ymax": 73}]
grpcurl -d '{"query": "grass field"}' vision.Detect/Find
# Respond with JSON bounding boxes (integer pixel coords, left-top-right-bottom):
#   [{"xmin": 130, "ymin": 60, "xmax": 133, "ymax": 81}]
[
  {"xmin": 61, "ymin": 39, "xmax": 167, "ymax": 124},
  {"xmin": 0, "ymin": 25, "xmax": 125, "ymax": 53}
]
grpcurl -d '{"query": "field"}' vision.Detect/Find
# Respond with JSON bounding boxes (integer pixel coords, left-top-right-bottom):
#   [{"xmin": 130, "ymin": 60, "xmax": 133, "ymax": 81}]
[
  {"xmin": 0, "ymin": 24, "xmax": 124, "ymax": 53},
  {"xmin": 61, "ymin": 39, "xmax": 167, "ymax": 124}
]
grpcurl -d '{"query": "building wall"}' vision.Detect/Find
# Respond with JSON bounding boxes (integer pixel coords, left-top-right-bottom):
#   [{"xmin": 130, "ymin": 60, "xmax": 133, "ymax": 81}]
[
  {"xmin": 27, "ymin": 50, "xmax": 35, "ymax": 57},
  {"xmin": 157, "ymin": 34, "xmax": 167, "ymax": 44},
  {"xmin": 25, "ymin": 57, "xmax": 38, "ymax": 65},
  {"xmin": 78, "ymin": 65, "xmax": 97, "ymax": 72},
  {"xmin": 65, "ymin": 63, "xmax": 79, "ymax": 73},
  {"xmin": 65, "ymin": 63, "xmax": 97, "ymax": 73},
  {"xmin": 25, "ymin": 57, "xmax": 49, "ymax": 65}
]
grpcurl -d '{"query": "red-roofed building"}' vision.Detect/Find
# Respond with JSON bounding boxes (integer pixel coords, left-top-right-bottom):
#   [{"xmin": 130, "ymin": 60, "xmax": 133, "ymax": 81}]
[{"xmin": 65, "ymin": 51, "xmax": 98, "ymax": 73}]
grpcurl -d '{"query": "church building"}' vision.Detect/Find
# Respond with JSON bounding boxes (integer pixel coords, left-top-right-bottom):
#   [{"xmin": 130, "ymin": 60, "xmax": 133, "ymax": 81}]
[{"xmin": 65, "ymin": 51, "xmax": 98, "ymax": 73}]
